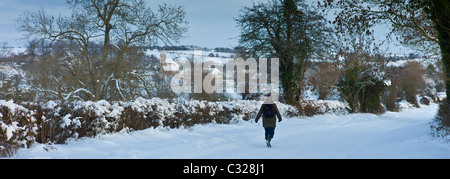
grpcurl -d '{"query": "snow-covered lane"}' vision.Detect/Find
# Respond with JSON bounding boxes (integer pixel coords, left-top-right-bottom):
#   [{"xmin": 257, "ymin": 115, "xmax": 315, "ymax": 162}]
[{"xmin": 12, "ymin": 104, "xmax": 450, "ymax": 159}]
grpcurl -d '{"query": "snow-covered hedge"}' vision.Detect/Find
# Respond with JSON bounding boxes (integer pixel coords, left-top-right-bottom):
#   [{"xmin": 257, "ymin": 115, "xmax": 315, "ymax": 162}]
[
  {"xmin": 0, "ymin": 100, "xmax": 36, "ymax": 157},
  {"xmin": 299, "ymin": 100, "xmax": 349, "ymax": 116},
  {"xmin": 0, "ymin": 98, "xmax": 298, "ymax": 157}
]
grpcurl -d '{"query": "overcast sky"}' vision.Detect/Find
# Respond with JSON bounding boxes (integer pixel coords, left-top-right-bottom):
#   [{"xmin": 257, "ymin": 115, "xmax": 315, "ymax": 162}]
[{"xmin": 0, "ymin": 0, "xmax": 411, "ymax": 53}]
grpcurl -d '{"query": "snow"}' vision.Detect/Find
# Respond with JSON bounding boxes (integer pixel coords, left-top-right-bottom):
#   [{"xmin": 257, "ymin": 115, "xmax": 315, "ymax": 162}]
[
  {"xmin": 44, "ymin": 100, "xmax": 58, "ymax": 109},
  {"xmin": 0, "ymin": 100, "xmax": 28, "ymax": 114},
  {"xmin": 11, "ymin": 103, "xmax": 450, "ymax": 159},
  {"xmin": 386, "ymin": 60, "xmax": 410, "ymax": 68},
  {"xmin": 436, "ymin": 92, "xmax": 447, "ymax": 101},
  {"xmin": 398, "ymin": 100, "xmax": 416, "ymax": 110},
  {"xmin": 146, "ymin": 49, "xmax": 236, "ymax": 61},
  {"xmin": 1, "ymin": 121, "xmax": 19, "ymax": 141},
  {"xmin": 301, "ymin": 100, "xmax": 348, "ymax": 115},
  {"xmin": 383, "ymin": 79, "xmax": 392, "ymax": 87},
  {"xmin": 61, "ymin": 114, "xmax": 72, "ymax": 128}
]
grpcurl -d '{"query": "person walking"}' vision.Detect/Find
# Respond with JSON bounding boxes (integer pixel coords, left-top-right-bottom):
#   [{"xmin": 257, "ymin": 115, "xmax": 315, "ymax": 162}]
[{"xmin": 255, "ymin": 93, "xmax": 282, "ymax": 148}]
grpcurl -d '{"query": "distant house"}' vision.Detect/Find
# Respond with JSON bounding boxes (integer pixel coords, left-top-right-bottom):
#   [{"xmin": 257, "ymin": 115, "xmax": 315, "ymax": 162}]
[{"xmin": 159, "ymin": 53, "xmax": 179, "ymax": 75}]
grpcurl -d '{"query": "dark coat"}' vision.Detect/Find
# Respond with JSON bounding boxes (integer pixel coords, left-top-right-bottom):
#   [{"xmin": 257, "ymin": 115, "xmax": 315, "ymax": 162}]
[{"xmin": 255, "ymin": 103, "xmax": 282, "ymax": 127}]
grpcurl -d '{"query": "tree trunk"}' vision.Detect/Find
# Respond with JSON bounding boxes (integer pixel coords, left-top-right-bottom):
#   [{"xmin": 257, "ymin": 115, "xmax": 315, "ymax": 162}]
[
  {"xmin": 440, "ymin": 36, "xmax": 450, "ymax": 111},
  {"xmin": 431, "ymin": 0, "xmax": 450, "ymax": 110},
  {"xmin": 438, "ymin": 28, "xmax": 450, "ymax": 107},
  {"xmin": 95, "ymin": 24, "xmax": 112, "ymax": 101},
  {"xmin": 281, "ymin": 0, "xmax": 298, "ymax": 105},
  {"xmin": 279, "ymin": 52, "xmax": 297, "ymax": 105}
]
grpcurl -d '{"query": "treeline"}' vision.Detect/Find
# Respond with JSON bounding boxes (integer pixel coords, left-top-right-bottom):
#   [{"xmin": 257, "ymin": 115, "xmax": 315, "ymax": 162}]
[{"xmin": 306, "ymin": 58, "xmax": 444, "ymax": 114}]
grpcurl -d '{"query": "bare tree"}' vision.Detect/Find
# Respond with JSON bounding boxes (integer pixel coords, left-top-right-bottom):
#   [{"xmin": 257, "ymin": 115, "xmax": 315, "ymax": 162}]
[
  {"xmin": 17, "ymin": 0, "xmax": 188, "ymax": 101},
  {"xmin": 0, "ymin": 42, "xmax": 11, "ymax": 59}
]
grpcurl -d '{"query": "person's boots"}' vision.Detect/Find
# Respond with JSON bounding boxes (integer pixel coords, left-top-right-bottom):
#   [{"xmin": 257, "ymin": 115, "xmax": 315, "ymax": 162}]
[{"xmin": 266, "ymin": 137, "xmax": 272, "ymax": 148}]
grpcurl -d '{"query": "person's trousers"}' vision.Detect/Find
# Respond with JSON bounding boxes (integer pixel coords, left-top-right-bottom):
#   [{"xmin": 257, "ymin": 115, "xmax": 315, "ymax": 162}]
[{"xmin": 264, "ymin": 127, "xmax": 275, "ymax": 140}]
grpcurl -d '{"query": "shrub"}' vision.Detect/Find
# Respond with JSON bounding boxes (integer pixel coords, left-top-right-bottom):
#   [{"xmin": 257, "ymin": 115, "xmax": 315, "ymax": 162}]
[
  {"xmin": 432, "ymin": 98, "xmax": 450, "ymax": 140},
  {"xmin": 435, "ymin": 99, "xmax": 450, "ymax": 127},
  {"xmin": 420, "ymin": 96, "xmax": 431, "ymax": 106},
  {"xmin": 397, "ymin": 62, "xmax": 426, "ymax": 107},
  {"xmin": 336, "ymin": 53, "xmax": 387, "ymax": 114},
  {"xmin": 298, "ymin": 100, "xmax": 348, "ymax": 116},
  {"xmin": 359, "ymin": 80, "xmax": 386, "ymax": 114},
  {"xmin": 0, "ymin": 101, "xmax": 36, "ymax": 157},
  {"xmin": 383, "ymin": 67, "xmax": 399, "ymax": 112},
  {"xmin": 309, "ymin": 62, "xmax": 340, "ymax": 100}
]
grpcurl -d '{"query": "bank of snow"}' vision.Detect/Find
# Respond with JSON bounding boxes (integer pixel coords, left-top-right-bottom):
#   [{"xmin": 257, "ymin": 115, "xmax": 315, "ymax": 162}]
[{"xmin": 12, "ymin": 104, "xmax": 450, "ymax": 159}]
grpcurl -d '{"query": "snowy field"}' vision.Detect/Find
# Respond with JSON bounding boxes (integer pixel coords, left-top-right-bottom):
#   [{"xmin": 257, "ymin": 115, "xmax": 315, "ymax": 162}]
[{"xmin": 11, "ymin": 103, "xmax": 450, "ymax": 159}]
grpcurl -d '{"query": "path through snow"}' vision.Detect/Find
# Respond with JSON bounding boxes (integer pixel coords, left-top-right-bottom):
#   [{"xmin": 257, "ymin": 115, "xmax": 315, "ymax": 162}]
[{"xmin": 13, "ymin": 104, "xmax": 450, "ymax": 159}]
